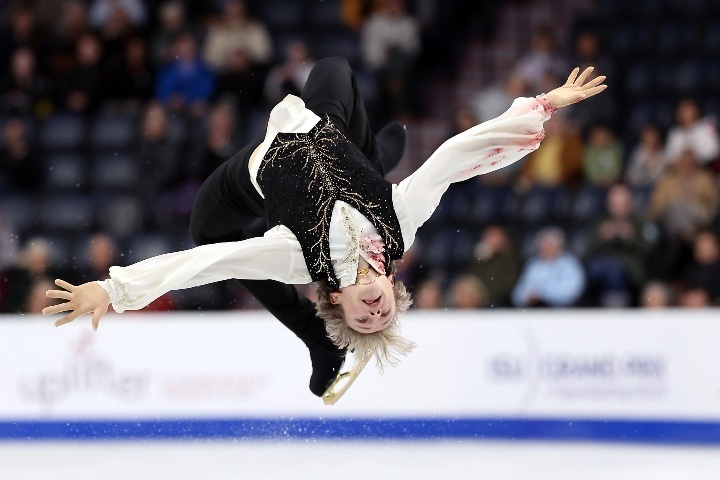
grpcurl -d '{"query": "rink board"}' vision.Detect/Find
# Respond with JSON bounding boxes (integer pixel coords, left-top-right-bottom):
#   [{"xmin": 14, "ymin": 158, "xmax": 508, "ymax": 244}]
[{"xmin": 1, "ymin": 310, "xmax": 719, "ymax": 443}]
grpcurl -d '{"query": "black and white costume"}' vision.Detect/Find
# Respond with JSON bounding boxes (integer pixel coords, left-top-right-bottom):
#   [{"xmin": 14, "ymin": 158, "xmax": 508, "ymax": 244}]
[{"xmin": 96, "ymin": 57, "xmax": 555, "ymax": 344}]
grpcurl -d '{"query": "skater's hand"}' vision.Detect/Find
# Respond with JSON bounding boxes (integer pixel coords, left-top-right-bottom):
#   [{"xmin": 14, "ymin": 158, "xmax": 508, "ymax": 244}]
[
  {"xmin": 546, "ymin": 67, "xmax": 607, "ymax": 108},
  {"xmin": 42, "ymin": 279, "xmax": 110, "ymax": 331}
]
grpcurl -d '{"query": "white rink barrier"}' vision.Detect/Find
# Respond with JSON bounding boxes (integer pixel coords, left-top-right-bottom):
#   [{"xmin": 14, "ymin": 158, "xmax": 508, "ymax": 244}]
[{"xmin": 1, "ymin": 309, "xmax": 719, "ymax": 443}]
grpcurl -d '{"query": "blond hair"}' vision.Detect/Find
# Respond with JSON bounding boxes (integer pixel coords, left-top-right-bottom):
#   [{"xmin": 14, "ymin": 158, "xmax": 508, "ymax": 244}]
[{"xmin": 316, "ymin": 261, "xmax": 414, "ymax": 371}]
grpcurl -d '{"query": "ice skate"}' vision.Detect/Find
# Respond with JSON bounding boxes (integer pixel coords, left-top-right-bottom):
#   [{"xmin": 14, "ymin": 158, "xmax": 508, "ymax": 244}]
[{"xmin": 322, "ymin": 350, "xmax": 373, "ymax": 405}]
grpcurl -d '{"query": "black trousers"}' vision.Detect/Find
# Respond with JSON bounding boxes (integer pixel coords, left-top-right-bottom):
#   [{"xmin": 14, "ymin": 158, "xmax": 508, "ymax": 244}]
[{"xmin": 189, "ymin": 57, "xmax": 383, "ymax": 350}]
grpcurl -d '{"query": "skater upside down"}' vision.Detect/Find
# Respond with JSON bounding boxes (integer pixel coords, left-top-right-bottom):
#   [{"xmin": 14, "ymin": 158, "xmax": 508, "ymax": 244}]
[{"xmin": 43, "ymin": 58, "xmax": 607, "ymax": 402}]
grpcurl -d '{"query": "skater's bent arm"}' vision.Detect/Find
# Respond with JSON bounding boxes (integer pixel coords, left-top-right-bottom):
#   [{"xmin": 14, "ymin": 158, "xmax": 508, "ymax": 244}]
[
  {"xmin": 394, "ymin": 96, "xmax": 554, "ymax": 236},
  {"xmin": 396, "ymin": 67, "xmax": 607, "ymax": 239},
  {"xmin": 44, "ymin": 230, "xmax": 310, "ymax": 327}
]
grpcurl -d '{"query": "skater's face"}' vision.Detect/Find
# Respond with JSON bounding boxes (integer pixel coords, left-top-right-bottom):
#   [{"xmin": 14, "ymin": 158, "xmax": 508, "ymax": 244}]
[{"xmin": 330, "ymin": 273, "xmax": 396, "ymax": 334}]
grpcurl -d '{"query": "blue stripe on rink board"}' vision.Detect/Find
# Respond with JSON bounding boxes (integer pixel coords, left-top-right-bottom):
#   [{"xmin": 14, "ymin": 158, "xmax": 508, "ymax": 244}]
[{"xmin": 1, "ymin": 418, "xmax": 720, "ymax": 444}]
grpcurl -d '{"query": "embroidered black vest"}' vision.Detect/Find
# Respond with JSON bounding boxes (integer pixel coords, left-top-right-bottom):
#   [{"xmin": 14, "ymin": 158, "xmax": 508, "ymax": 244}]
[{"xmin": 257, "ymin": 116, "xmax": 404, "ymax": 288}]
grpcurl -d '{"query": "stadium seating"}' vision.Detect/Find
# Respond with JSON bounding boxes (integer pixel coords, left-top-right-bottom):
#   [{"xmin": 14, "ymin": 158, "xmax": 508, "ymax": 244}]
[
  {"xmin": 40, "ymin": 113, "xmax": 86, "ymax": 151},
  {"xmin": 44, "ymin": 154, "xmax": 86, "ymax": 191}
]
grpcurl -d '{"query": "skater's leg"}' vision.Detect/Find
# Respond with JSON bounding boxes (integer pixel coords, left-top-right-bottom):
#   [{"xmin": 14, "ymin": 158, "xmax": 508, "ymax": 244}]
[
  {"xmin": 240, "ymin": 277, "xmax": 345, "ymax": 396},
  {"xmin": 190, "ymin": 173, "xmax": 345, "ymax": 396},
  {"xmin": 235, "ymin": 218, "xmax": 346, "ymax": 396},
  {"xmin": 301, "ymin": 57, "xmax": 376, "ymax": 153},
  {"xmin": 301, "ymin": 57, "xmax": 405, "ymax": 175},
  {"xmin": 189, "ymin": 145, "xmax": 265, "ymax": 244}
]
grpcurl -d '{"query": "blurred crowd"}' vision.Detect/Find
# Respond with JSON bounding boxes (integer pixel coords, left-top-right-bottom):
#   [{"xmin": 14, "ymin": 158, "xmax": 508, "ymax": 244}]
[
  {"xmin": 415, "ymin": 18, "xmax": 720, "ymax": 310},
  {"xmin": 0, "ymin": 0, "xmax": 488, "ymax": 313},
  {"xmin": 0, "ymin": 0, "xmax": 719, "ymax": 314}
]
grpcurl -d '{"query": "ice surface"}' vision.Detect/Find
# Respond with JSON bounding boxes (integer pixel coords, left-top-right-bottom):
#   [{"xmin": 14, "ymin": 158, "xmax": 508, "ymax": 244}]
[{"xmin": 1, "ymin": 440, "xmax": 719, "ymax": 480}]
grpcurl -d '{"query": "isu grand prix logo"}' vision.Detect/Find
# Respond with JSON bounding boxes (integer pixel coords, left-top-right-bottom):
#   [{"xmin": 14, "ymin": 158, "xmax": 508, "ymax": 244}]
[
  {"xmin": 486, "ymin": 326, "xmax": 667, "ymax": 407},
  {"xmin": 17, "ymin": 332, "xmax": 151, "ymax": 409}
]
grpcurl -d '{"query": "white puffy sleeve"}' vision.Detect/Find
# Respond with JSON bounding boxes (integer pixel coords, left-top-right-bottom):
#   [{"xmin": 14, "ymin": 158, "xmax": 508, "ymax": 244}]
[
  {"xmin": 394, "ymin": 95, "xmax": 555, "ymax": 247},
  {"xmin": 97, "ymin": 226, "xmax": 311, "ymax": 313}
]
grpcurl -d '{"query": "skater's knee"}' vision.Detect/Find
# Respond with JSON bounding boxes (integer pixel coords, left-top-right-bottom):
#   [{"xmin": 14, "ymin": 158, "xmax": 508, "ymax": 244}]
[
  {"xmin": 189, "ymin": 223, "xmax": 205, "ymax": 246},
  {"xmin": 189, "ymin": 217, "xmax": 212, "ymax": 246},
  {"xmin": 314, "ymin": 56, "xmax": 351, "ymax": 76}
]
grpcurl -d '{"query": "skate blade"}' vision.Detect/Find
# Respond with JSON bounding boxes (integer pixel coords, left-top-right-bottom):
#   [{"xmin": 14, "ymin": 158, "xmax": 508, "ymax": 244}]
[{"xmin": 322, "ymin": 351, "xmax": 373, "ymax": 405}]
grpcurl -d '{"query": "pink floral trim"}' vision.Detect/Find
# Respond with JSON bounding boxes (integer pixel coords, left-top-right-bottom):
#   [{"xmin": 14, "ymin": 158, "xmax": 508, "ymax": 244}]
[
  {"xmin": 535, "ymin": 94, "xmax": 558, "ymax": 117},
  {"xmin": 359, "ymin": 234, "xmax": 386, "ymax": 275}
]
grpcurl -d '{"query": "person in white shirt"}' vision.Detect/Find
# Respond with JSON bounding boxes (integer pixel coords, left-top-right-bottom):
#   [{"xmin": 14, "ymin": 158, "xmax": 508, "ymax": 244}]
[
  {"xmin": 665, "ymin": 98, "xmax": 720, "ymax": 166},
  {"xmin": 43, "ymin": 59, "xmax": 606, "ymax": 391}
]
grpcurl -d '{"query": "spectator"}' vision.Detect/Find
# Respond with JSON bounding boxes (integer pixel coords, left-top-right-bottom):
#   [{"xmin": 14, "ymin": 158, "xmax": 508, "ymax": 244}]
[
  {"xmin": 468, "ymin": 225, "xmax": 519, "ymax": 307},
  {"xmin": 412, "ymin": 278, "xmax": 443, "ymax": 309},
  {"xmin": 649, "ymin": 149, "xmax": 719, "ymax": 240},
  {"xmin": 665, "ymin": 98, "xmax": 720, "ymax": 166},
  {"xmin": 361, "ymin": 0, "xmax": 421, "ymax": 119},
  {"xmin": 151, "ymin": 1, "xmax": 194, "ymax": 68},
  {"xmin": 106, "ymin": 35, "xmax": 154, "ymax": 104},
  {"xmin": 448, "ymin": 106, "xmax": 477, "ymax": 137},
  {"xmin": 0, "ymin": 47, "xmax": 50, "ymax": 115},
  {"xmin": 94, "ymin": 2, "xmax": 145, "ymax": 91},
  {"xmin": 0, "ymin": 7, "xmax": 47, "ymax": 72},
  {"xmin": 518, "ymin": 114, "xmax": 584, "ymax": 190},
  {"xmin": 1, "ymin": 238, "xmax": 54, "ymax": 313},
  {"xmin": 74, "ymin": 233, "xmax": 117, "ymax": 283},
  {"xmin": 583, "ymin": 124, "xmax": 624, "ymax": 187},
  {"xmin": 680, "ymin": 231, "xmax": 720, "ymax": 304},
  {"xmin": 515, "ymin": 26, "xmax": 567, "ymax": 91},
  {"xmin": 56, "ymin": 32, "xmax": 104, "ymax": 113},
  {"xmin": 625, "ymin": 124, "xmax": 667, "ymax": 188},
  {"xmin": 471, "ymin": 72, "xmax": 528, "ymax": 124},
  {"xmin": 512, "ymin": 227, "xmax": 586, "ymax": 307},
  {"xmin": 448, "ymin": 275, "xmax": 488, "ymax": 309},
  {"xmin": 46, "ymin": 0, "xmax": 90, "ymax": 77},
  {"xmin": 188, "ymin": 103, "xmax": 239, "ymax": 182},
  {"xmin": 264, "ymin": 40, "xmax": 315, "ymax": 105},
  {"xmin": 640, "ymin": 281, "xmax": 673, "ymax": 308},
  {"xmin": 340, "ymin": 0, "xmax": 374, "ymax": 31},
  {"xmin": 75, "ymin": 233, "xmax": 178, "ymax": 312},
  {"xmin": 585, "ymin": 184, "xmax": 649, "ymax": 306},
  {"xmin": 0, "ymin": 118, "xmax": 42, "ymax": 192},
  {"xmin": 570, "ymin": 30, "xmax": 614, "ymax": 80},
  {"xmin": 155, "ymin": 32, "xmax": 215, "ymax": 116},
  {"xmin": 25, "ymin": 277, "xmax": 56, "ymax": 314},
  {"xmin": 679, "ymin": 288, "xmax": 710, "ymax": 307},
  {"xmin": 648, "ymin": 149, "xmax": 719, "ymax": 278},
  {"xmin": 565, "ymin": 30, "xmax": 616, "ymax": 129},
  {"xmin": 202, "ymin": 0, "xmax": 273, "ymax": 71},
  {"xmin": 88, "ymin": 0, "xmax": 147, "ymax": 30},
  {"xmin": 137, "ymin": 102, "xmax": 183, "ymax": 195},
  {"xmin": 361, "ymin": 0, "xmax": 420, "ymax": 70},
  {"xmin": 213, "ymin": 48, "xmax": 264, "ymax": 116}
]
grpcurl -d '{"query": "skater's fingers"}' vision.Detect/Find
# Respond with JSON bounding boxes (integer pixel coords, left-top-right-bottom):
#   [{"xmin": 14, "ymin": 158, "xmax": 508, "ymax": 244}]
[
  {"xmin": 582, "ymin": 75, "xmax": 606, "ymax": 90},
  {"xmin": 54, "ymin": 310, "xmax": 84, "ymax": 327},
  {"xmin": 582, "ymin": 84, "xmax": 608, "ymax": 99},
  {"xmin": 42, "ymin": 301, "xmax": 75, "ymax": 316},
  {"xmin": 574, "ymin": 66, "xmax": 594, "ymax": 86},
  {"xmin": 46, "ymin": 289, "xmax": 72, "ymax": 301},
  {"xmin": 565, "ymin": 67, "xmax": 580, "ymax": 85},
  {"xmin": 91, "ymin": 308, "xmax": 105, "ymax": 331},
  {"xmin": 55, "ymin": 279, "xmax": 78, "ymax": 292}
]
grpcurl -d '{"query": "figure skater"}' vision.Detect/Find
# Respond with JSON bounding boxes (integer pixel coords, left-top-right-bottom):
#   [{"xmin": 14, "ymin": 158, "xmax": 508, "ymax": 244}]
[{"xmin": 43, "ymin": 58, "xmax": 606, "ymax": 401}]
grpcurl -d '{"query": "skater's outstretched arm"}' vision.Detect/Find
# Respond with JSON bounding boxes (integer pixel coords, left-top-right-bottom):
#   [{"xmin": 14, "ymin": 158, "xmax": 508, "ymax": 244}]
[
  {"xmin": 396, "ymin": 67, "xmax": 607, "ymax": 237},
  {"xmin": 43, "ymin": 231, "xmax": 312, "ymax": 329}
]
